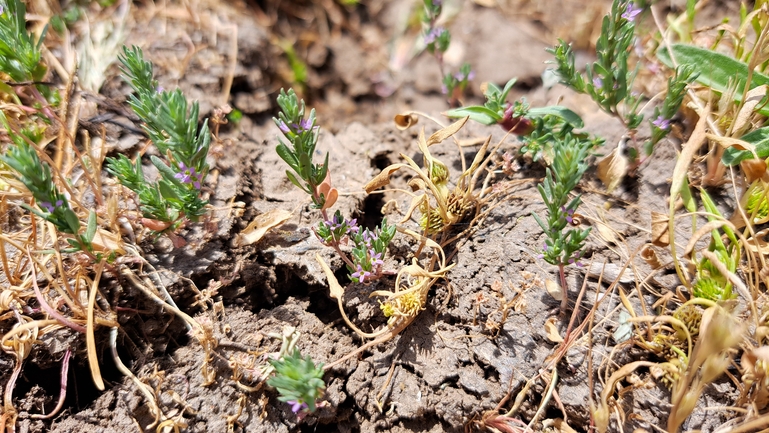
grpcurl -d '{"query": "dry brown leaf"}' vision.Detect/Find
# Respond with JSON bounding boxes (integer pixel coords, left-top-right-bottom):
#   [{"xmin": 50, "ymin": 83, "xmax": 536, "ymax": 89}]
[
  {"xmin": 425, "ymin": 116, "xmax": 468, "ymax": 147},
  {"xmin": 733, "ymin": 85, "xmax": 768, "ymax": 135},
  {"xmin": 596, "ymin": 144, "xmax": 628, "ymax": 194},
  {"xmin": 544, "ymin": 317, "xmax": 563, "ymax": 343},
  {"xmin": 651, "ymin": 211, "xmax": 669, "ymax": 247},
  {"xmin": 315, "ymin": 253, "xmax": 344, "ymax": 300},
  {"xmin": 742, "ymin": 158, "xmax": 768, "ymax": 183},
  {"xmin": 394, "ymin": 112, "xmax": 418, "ymax": 130},
  {"xmin": 706, "ymin": 133, "xmax": 753, "ymax": 152},
  {"xmin": 640, "ymin": 244, "xmax": 662, "ymax": 269},
  {"xmin": 233, "ymin": 208, "xmax": 292, "ymax": 247},
  {"xmin": 594, "ymin": 221, "xmax": 620, "ymax": 245},
  {"xmin": 545, "ymin": 278, "xmax": 562, "ymax": 301},
  {"xmin": 364, "ymin": 163, "xmax": 408, "ymax": 193}
]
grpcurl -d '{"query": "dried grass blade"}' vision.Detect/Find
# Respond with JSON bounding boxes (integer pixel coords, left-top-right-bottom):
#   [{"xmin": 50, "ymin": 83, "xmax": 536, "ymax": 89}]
[
  {"xmin": 86, "ymin": 260, "xmax": 106, "ymax": 391},
  {"xmin": 669, "ymin": 106, "xmax": 709, "ymax": 287}
]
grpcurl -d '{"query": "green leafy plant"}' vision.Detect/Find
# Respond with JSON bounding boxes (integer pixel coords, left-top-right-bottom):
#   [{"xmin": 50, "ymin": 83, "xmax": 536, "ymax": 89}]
[
  {"xmin": 274, "ymin": 88, "xmax": 396, "ymax": 283},
  {"xmin": 0, "ymin": 0, "xmax": 58, "ymax": 117},
  {"xmin": 549, "ymin": 0, "xmax": 696, "ymax": 155},
  {"xmin": 267, "ymin": 348, "xmax": 325, "ymax": 416},
  {"xmin": 105, "ymin": 46, "xmax": 210, "ymax": 241},
  {"xmin": 532, "ymin": 133, "xmax": 593, "ymax": 313},
  {"xmin": 421, "ymin": 0, "xmax": 473, "ymax": 106},
  {"xmin": 0, "ymin": 114, "xmax": 97, "ymax": 254}
]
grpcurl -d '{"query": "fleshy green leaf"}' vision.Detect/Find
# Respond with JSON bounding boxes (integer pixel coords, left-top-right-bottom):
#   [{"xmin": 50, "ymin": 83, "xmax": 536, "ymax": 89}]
[
  {"xmin": 443, "ymin": 106, "xmax": 499, "ymax": 125},
  {"xmin": 722, "ymin": 126, "xmax": 769, "ymax": 165},
  {"xmin": 528, "ymin": 106, "xmax": 584, "ymax": 128},
  {"xmin": 657, "ymin": 44, "xmax": 769, "ymax": 116},
  {"xmin": 85, "ymin": 210, "xmax": 97, "ymax": 243}
]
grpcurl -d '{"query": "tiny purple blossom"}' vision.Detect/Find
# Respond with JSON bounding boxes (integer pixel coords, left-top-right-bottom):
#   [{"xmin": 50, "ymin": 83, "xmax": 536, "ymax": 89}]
[
  {"xmin": 351, "ymin": 265, "xmax": 372, "ymax": 283},
  {"xmin": 561, "ymin": 206, "xmax": 574, "ymax": 224},
  {"xmin": 362, "ymin": 230, "xmax": 377, "ymax": 246},
  {"xmin": 592, "ymin": 77, "xmax": 603, "ymax": 88},
  {"xmin": 287, "ymin": 400, "xmax": 308, "ymax": 414},
  {"xmin": 454, "ymin": 70, "xmax": 475, "ymax": 82},
  {"xmin": 278, "ymin": 120, "xmax": 290, "ymax": 134},
  {"xmin": 652, "ymin": 115, "xmax": 671, "ymax": 130},
  {"xmin": 424, "ymin": 27, "xmax": 444, "ymax": 45},
  {"xmin": 175, "ymin": 162, "xmax": 201, "ymax": 189},
  {"xmin": 293, "ymin": 118, "xmax": 313, "ymax": 133},
  {"xmin": 155, "ymin": 85, "xmax": 164, "ymax": 93},
  {"xmin": 369, "ymin": 250, "xmax": 384, "ymax": 267},
  {"xmin": 40, "ymin": 201, "xmax": 54, "ymax": 213},
  {"xmin": 622, "ymin": 2, "xmax": 642, "ymax": 21}
]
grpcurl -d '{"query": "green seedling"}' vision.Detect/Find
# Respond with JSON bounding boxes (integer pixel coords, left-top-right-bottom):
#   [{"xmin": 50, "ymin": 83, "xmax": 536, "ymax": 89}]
[
  {"xmin": 532, "ymin": 132, "xmax": 592, "ymax": 313},
  {"xmin": 0, "ymin": 0, "xmax": 58, "ymax": 117},
  {"xmin": 267, "ymin": 348, "xmax": 325, "ymax": 417},
  {"xmin": 0, "ymin": 113, "xmax": 97, "ymax": 254},
  {"xmin": 421, "ymin": 0, "xmax": 473, "ymax": 106},
  {"xmin": 105, "ymin": 46, "xmax": 210, "ymax": 242},
  {"xmin": 274, "ymin": 89, "xmax": 396, "ymax": 283}
]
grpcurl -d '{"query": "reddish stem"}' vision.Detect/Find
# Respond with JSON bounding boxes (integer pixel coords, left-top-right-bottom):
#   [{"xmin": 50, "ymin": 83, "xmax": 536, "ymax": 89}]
[{"xmin": 30, "ymin": 349, "xmax": 71, "ymax": 420}]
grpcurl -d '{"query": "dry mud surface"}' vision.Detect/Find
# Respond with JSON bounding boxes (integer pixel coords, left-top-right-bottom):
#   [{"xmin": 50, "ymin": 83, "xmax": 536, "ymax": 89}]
[{"xmin": 2, "ymin": 0, "xmax": 746, "ymax": 432}]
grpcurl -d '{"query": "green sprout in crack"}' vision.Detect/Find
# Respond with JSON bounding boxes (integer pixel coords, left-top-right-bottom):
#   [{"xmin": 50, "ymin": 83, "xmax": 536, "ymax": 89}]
[
  {"xmin": 267, "ymin": 348, "xmax": 325, "ymax": 418},
  {"xmin": 275, "ymin": 90, "xmax": 396, "ymax": 283},
  {"xmin": 105, "ymin": 46, "xmax": 210, "ymax": 240}
]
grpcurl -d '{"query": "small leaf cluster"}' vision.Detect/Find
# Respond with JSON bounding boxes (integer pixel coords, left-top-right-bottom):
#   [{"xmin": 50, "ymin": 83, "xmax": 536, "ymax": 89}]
[
  {"xmin": 692, "ymin": 191, "xmax": 739, "ymax": 302},
  {"xmin": 106, "ymin": 46, "xmax": 209, "ymax": 228},
  {"xmin": 533, "ymin": 135, "xmax": 593, "ymax": 267},
  {"xmin": 646, "ymin": 65, "xmax": 698, "ymax": 154},
  {"xmin": 0, "ymin": 0, "xmax": 58, "ymax": 108},
  {"xmin": 445, "ymin": 77, "xmax": 585, "ymax": 137},
  {"xmin": 0, "ymin": 0, "xmax": 46, "ymax": 83},
  {"xmin": 548, "ymin": 0, "xmax": 644, "ymax": 129},
  {"xmin": 347, "ymin": 219, "xmax": 396, "ymax": 283},
  {"xmin": 273, "ymin": 88, "xmax": 329, "ymax": 209},
  {"xmin": 520, "ymin": 115, "xmax": 603, "ymax": 163},
  {"xmin": 267, "ymin": 348, "xmax": 325, "ymax": 413},
  {"xmin": 0, "ymin": 114, "xmax": 96, "ymax": 252}
]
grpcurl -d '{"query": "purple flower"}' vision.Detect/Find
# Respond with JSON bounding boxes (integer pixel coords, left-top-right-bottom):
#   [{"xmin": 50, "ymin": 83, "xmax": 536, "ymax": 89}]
[
  {"xmin": 652, "ymin": 115, "xmax": 671, "ymax": 130},
  {"xmin": 369, "ymin": 250, "xmax": 384, "ymax": 267},
  {"xmin": 592, "ymin": 77, "xmax": 603, "ymax": 88},
  {"xmin": 155, "ymin": 85, "xmax": 164, "ymax": 93},
  {"xmin": 351, "ymin": 265, "xmax": 372, "ymax": 283},
  {"xmin": 174, "ymin": 162, "xmax": 202, "ymax": 189},
  {"xmin": 292, "ymin": 118, "xmax": 313, "ymax": 133},
  {"xmin": 287, "ymin": 400, "xmax": 308, "ymax": 414},
  {"xmin": 278, "ymin": 120, "xmax": 290, "ymax": 134},
  {"xmin": 40, "ymin": 200, "xmax": 63, "ymax": 213},
  {"xmin": 362, "ymin": 229, "xmax": 377, "ymax": 246},
  {"xmin": 424, "ymin": 27, "xmax": 444, "ymax": 45},
  {"xmin": 454, "ymin": 70, "xmax": 475, "ymax": 82},
  {"xmin": 561, "ymin": 206, "xmax": 574, "ymax": 224},
  {"xmin": 622, "ymin": 2, "xmax": 642, "ymax": 21}
]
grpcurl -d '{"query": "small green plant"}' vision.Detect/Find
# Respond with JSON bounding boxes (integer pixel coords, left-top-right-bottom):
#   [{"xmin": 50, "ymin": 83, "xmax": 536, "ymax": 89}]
[
  {"xmin": 421, "ymin": 0, "xmax": 473, "ymax": 106},
  {"xmin": 105, "ymin": 46, "xmax": 210, "ymax": 242},
  {"xmin": 532, "ymin": 133, "xmax": 593, "ymax": 313},
  {"xmin": 274, "ymin": 88, "xmax": 396, "ymax": 283},
  {"xmin": 548, "ymin": 0, "xmax": 697, "ymax": 155},
  {"xmin": 0, "ymin": 0, "xmax": 58, "ymax": 117},
  {"xmin": 267, "ymin": 348, "xmax": 325, "ymax": 417},
  {"xmin": 0, "ymin": 114, "xmax": 98, "ymax": 254},
  {"xmin": 444, "ymin": 77, "xmax": 595, "ymax": 162}
]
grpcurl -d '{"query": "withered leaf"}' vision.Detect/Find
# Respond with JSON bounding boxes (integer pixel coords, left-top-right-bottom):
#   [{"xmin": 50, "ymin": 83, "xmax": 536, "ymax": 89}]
[
  {"xmin": 596, "ymin": 145, "xmax": 628, "ymax": 194},
  {"xmin": 233, "ymin": 208, "xmax": 292, "ymax": 247},
  {"xmin": 365, "ymin": 163, "xmax": 407, "ymax": 193},
  {"xmin": 651, "ymin": 211, "xmax": 669, "ymax": 247},
  {"xmin": 394, "ymin": 112, "xmax": 419, "ymax": 130}
]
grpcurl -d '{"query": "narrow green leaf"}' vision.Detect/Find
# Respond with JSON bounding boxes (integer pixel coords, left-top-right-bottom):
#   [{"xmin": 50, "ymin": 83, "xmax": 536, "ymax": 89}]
[
  {"xmin": 500, "ymin": 78, "xmax": 518, "ymax": 101},
  {"xmin": 657, "ymin": 44, "xmax": 769, "ymax": 116},
  {"xmin": 85, "ymin": 210, "xmax": 97, "ymax": 243},
  {"xmin": 528, "ymin": 106, "xmax": 584, "ymax": 128},
  {"xmin": 286, "ymin": 170, "xmax": 309, "ymax": 194},
  {"xmin": 722, "ymin": 126, "xmax": 769, "ymax": 165},
  {"xmin": 443, "ymin": 106, "xmax": 499, "ymax": 125},
  {"xmin": 276, "ymin": 143, "xmax": 300, "ymax": 172}
]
